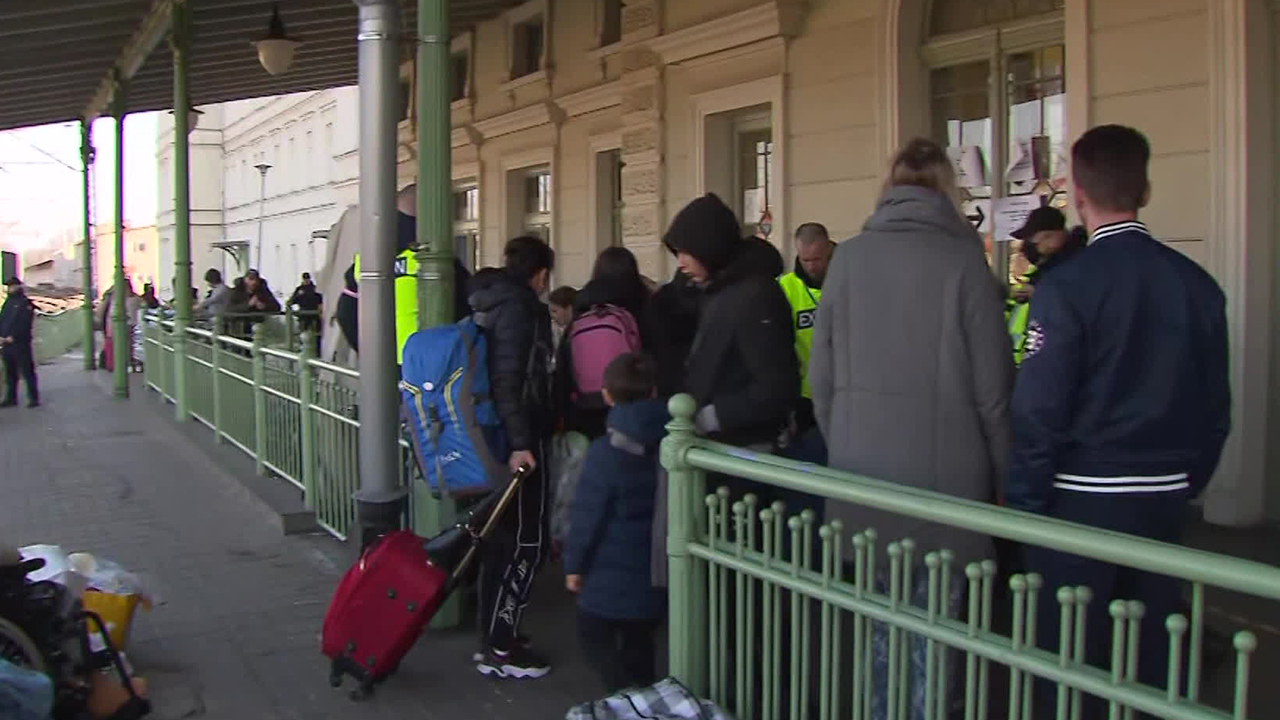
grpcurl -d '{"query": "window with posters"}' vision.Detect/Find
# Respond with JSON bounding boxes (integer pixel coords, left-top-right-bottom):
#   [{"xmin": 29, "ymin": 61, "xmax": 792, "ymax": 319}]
[{"xmin": 926, "ymin": 2, "xmax": 1066, "ymax": 289}]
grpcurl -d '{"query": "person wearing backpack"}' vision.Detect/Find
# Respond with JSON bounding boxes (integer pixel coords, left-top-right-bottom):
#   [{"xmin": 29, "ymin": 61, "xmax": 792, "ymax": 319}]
[
  {"xmin": 555, "ymin": 247, "xmax": 650, "ymax": 440},
  {"xmin": 467, "ymin": 236, "xmax": 558, "ymax": 680}
]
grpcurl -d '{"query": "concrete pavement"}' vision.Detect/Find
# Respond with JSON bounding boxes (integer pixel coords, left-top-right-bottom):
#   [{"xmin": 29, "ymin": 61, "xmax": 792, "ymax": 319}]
[{"xmin": 0, "ymin": 356, "xmax": 607, "ymax": 719}]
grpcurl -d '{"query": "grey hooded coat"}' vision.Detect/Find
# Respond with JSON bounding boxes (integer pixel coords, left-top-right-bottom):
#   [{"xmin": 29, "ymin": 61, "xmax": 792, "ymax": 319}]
[{"xmin": 809, "ymin": 184, "xmax": 1013, "ymax": 569}]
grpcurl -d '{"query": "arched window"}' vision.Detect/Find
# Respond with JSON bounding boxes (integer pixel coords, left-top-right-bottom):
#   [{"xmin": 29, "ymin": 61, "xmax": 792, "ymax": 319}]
[{"xmin": 924, "ymin": 0, "xmax": 1066, "ymax": 284}]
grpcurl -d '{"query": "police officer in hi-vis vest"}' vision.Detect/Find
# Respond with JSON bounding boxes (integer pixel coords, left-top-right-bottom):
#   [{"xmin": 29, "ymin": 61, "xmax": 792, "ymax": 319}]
[
  {"xmin": 777, "ymin": 222, "xmax": 834, "ymax": 465},
  {"xmin": 343, "ymin": 184, "xmax": 472, "ymax": 365}
]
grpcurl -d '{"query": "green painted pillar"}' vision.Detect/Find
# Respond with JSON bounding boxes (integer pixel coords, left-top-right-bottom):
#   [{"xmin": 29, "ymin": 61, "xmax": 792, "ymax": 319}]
[
  {"xmin": 80, "ymin": 120, "xmax": 96, "ymax": 371},
  {"xmin": 414, "ymin": 0, "xmax": 453, "ymax": 329},
  {"xmin": 414, "ymin": 0, "xmax": 460, "ymax": 627},
  {"xmin": 112, "ymin": 79, "xmax": 130, "ymax": 399},
  {"xmin": 171, "ymin": 0, "xmax": 193, "ymax": 421},
  {"xmin": 662, "ymin": 394, "xmax": 706, "ymax": 692}
]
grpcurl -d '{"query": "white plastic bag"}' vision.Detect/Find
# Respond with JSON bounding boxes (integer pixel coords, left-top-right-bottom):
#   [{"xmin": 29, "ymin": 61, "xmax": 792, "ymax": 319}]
[
  {"xmin": 18, "ymin": 545, "xmax": 87, "ymax": 598},
  {"xmin": 19, "ymin": 547, "xmax": 160, "ymax": 606},
  {"xmin": 549, "ymin": 431, "xmax": 591, "ymax": 547}
]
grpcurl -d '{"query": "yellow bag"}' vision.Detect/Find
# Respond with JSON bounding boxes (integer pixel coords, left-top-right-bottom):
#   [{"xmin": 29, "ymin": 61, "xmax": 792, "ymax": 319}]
[{"xmin": 82, "ymin": 591, "xmax": 144, "ymax": 649}]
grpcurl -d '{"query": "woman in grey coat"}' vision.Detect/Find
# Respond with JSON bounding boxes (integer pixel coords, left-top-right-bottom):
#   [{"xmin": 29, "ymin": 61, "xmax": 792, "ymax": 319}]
[{"xmin": 809, "ymin": 138, "xmax": 1013, "ymax": 720}]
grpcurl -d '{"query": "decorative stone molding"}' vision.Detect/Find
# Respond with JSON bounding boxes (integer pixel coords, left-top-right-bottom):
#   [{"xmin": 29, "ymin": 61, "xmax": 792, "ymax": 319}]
[
  {"xmin": 622, "ymin": 47, "xmax": 661, "ymax": 73},
  {"xmin": 645, "ymin": 1, "xmax": 806, "ymax": 66},
  {"xmin": 451, "ymin": 126, "xmax": 482, "ymax": 148},
  {"xmin": 621, "ymin": 83, "xmax": 661, "ymax": 118},
  {"xmin": 473, "ymin": 100, "xmax": 556, "ymax": 140},
  {"xmin": 622, "ymin": 0, "xmax": 661, "ymax": 42},
  {"xmin": 554, "ymin": 80, "xmax": 622, "ymax": 118}
]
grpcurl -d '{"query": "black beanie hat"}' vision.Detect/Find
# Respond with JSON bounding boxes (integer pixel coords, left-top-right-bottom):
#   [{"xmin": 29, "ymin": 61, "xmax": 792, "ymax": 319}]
[{"xmin": 663, "ymin": 193, "xmax": 742, "ymax": 274}]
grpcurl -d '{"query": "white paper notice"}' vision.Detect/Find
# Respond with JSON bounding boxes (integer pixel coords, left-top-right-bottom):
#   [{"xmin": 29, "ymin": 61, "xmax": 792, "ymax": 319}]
[
  {"xmin": 743, "ymin": 188, "xmax": 765, "ymax": 225},
  {"xmin": 1006, "ymin": 139, "xmax": 1036, "ymax": 184},
  {"xmin": 947, "ymin": 146, "xmax": 986, "ymax": 189},
  {"xmin": 992, "ymin": 195, "xmax": 1041, "ymax": 242}
]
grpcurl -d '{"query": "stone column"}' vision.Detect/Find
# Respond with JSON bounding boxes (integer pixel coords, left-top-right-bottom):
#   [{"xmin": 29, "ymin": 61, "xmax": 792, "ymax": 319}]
[{"xmin": 618, "ymin": 1, "xmax": 668, "ymax": 279}]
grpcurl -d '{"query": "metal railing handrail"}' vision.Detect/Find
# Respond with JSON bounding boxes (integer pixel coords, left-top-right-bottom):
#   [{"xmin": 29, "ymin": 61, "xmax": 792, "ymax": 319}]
[{"xmin": 682, "ymin": 442, "xmax": 1280, "ymax": 602}]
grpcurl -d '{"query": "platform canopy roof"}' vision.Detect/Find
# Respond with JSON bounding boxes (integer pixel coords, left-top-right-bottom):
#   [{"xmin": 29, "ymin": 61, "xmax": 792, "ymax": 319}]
[{"xmin": 0, "ymin": 0, "xmax": 518, "ymax": 132}]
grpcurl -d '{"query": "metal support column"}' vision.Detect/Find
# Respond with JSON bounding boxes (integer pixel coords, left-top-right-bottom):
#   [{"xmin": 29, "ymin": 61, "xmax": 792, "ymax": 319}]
[
  {"xmin": 171, "ymin": 0, "xmax": 193, "ymax": 421},
  {"xmin": 414, "ymin": 0, "xmax": 459, "ymax": 626},
  {"xmin": 352, "ymin": 0, "xmax": 407, "ymax": 547},
  {"xmin": 112, "ymin": 78, "xmax": 130, "ymax": 398},
  {"xmin": 80, "ymin": 121, "xmax": 96, "ymax": 371}
]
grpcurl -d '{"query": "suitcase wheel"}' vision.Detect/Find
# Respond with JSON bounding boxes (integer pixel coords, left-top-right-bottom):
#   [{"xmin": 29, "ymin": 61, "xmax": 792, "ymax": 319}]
[{"xmin": 350, "ymin": 680, "xmax": 375, "ymax": 701}]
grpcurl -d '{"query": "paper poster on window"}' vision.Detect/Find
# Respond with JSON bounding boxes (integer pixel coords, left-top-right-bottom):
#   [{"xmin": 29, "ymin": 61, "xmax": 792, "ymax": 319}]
[
  {"xmin": 743, "ymin": 188, "xmax": 765, "ymax": 226},
  {"xmin": 992, "ymin": 195, "xmax": 1041, "ymax": 242},
  {"xmin": 1006, "ymin": 140, "xmax": 1036, "ymax": 184},
  {"xmin": 947, "ymin": 146, "xmax": 986, "ymax": 189}
]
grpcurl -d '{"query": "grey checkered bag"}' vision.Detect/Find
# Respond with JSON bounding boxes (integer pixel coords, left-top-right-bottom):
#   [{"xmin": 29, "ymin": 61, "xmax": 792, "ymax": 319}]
[{"xmin": 564, "ymin": 677, "xmax": 733, "ymax": 720}]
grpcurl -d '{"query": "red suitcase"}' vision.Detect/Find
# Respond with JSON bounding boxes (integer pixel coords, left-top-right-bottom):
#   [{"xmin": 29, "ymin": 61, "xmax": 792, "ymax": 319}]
[{"xmin": 321, "ymin": 467, "xmax": 527, "ymax": 699}]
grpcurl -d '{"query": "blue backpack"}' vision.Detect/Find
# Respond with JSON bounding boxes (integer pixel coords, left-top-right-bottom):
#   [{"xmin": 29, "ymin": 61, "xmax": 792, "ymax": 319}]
[{"xmin": 400, "ymin": 317, "xmax": 507, "ymax": 497}]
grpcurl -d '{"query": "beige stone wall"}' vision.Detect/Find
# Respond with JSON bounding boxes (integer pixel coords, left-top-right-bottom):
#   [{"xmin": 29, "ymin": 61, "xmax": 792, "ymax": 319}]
[{"xmin": 1088, "ymin": 0, "xmax": 1209, "ymax": 264}]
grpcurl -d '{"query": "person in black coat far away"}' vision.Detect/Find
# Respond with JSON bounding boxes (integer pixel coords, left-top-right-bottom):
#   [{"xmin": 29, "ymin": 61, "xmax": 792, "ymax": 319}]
[
  {"xmin": 467, "ymin": 236, "xmax": 558, "ymax": 681},
  {"xmin": 662, "ymin": 192, "xmax": 799, "ymax": 449},
  {"xmin": 0, "ymin": 277, "xmax": 39, "ymax": 408}
]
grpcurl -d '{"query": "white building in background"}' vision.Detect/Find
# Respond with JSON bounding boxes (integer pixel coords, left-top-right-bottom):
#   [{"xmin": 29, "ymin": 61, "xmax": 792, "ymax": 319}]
[{"xmin": 155, "ymin": 86, "xmax": 379, "ymax": 301}]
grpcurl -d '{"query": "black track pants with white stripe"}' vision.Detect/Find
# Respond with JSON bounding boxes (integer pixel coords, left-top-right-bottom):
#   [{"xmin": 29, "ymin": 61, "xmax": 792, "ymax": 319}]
[{"xmin": 479, "ymin": 444, "xmax": 549, "ymax": 651}]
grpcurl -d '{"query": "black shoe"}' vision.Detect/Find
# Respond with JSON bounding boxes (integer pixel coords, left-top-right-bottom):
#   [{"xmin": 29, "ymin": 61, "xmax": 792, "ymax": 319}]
[
  {"xmin": 471, "ymin": 634, "xmax": 532, "ymax": 663},
  {"xmin": 475, "ymin": 644, "xmax": 550, "ymax": 679},
  {"xmin": 0, "ymin": 399, "xmax": 15, "ymax": 408},
  {"xmin": 26, "ymin": 400, "xmax": 39, "ymax": 408}
]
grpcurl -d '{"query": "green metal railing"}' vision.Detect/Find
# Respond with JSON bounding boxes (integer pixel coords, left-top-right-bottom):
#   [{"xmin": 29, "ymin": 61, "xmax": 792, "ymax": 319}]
[
  {"xmin": 0, "ymin": 304, "xmax": 85, "ymax": 389},
  {"xmin": 661, "ymin": 394, "xmax": 1277, "ymax": 720},
  {"xmin": 141, "ymin": 314, "xmax": 447, "ymax": 543}
]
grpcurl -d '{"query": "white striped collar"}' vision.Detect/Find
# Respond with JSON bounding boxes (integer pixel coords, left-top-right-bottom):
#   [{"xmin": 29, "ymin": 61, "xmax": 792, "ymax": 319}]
[{"xmin": 1088, "ymin": 220, "xmax": 1150, "ymax": 245}]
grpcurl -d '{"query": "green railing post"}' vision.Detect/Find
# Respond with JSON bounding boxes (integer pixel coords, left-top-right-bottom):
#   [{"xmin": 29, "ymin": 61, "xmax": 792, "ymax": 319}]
[
  {"xmin": 170, "ymin": 0, "xmax": 193, "ymax": 421},
  {"xmin": 211, "ymin": 318, "xmax": 224, "ymax": 443},
  {"xmin": 661, "ymin": 394, "xmax": 708, "ymax": 694},
  {"xmin": 299, "ymin": 331, "xmax": 318, "ymax": 510},
  {"xmin": 252, "ymin": 323, "xmax": 267, "ymax": 474},
  {"xmin": 80, "ymin": 120, "xmax": 96, "ymax": 371},
  {"xmin": 110, "ymin": 75, "xmax": 130, "ymax": 398}
]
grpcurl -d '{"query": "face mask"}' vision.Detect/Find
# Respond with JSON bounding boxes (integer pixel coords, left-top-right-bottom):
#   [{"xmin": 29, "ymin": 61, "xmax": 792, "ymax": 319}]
[{"xmin": 1021, "ymin": 241, "xmax": 1041, "ymax": 266}]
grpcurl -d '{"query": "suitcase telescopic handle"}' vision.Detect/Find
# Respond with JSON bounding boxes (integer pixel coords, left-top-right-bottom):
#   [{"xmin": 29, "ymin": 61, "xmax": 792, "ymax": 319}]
[{"xmin": 449, "ymin": 465, "xmax": 531, "ymax": 584}]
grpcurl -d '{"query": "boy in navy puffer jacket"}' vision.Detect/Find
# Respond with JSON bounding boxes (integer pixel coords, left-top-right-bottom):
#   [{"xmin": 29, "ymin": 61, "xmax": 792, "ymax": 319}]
[{"xmin": 564, "ymin": 353, "xmax": 668, "ymax": 693}]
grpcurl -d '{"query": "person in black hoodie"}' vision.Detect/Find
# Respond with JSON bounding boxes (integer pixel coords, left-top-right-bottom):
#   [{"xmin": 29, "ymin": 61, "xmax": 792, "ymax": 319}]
[
  {"xmin": 0, "ymin": 277, "xmax": 38, "ymax": 408},
  {"xmin": 555, "ymin": 246, "xmax": 652, "ymax": 439},
  {"xmin": 645, "ymin": 270, "xmax": 701, "ymax": 398},
  {"xmin": 469, "ymin": 236, "xmax": 558, "ymax": 681},
  {"xmin": 663, "ymin": 193, "xmax": 799, "ymax": 448}
]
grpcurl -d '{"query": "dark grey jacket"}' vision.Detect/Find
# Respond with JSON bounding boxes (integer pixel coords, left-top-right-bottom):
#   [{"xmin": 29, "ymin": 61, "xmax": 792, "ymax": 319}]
[{"xmin": 810, "ymin": 185, "xmax": 1013, "ymax": 569}]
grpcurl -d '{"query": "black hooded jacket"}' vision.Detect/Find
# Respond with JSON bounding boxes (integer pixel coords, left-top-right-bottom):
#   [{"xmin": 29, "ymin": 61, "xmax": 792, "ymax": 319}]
[
  {"xmin": 663, "ymin": 193, "xmax": 799, "ymax": 446},
  {"xmin": 646, "ymin": 271, "xmax": 701, "ymax": 398},
  {"xmin": 0, "ymin": 289, "xmax": 35, "ymax": 344},
  {"xmin": 469, "ymin": 269, "xmax": 554, "ymax": 453}
]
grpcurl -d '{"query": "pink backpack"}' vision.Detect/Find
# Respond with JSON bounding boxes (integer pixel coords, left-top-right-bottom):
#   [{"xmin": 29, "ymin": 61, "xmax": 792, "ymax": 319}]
[{"xmin": 568, "ymin": 304, "xmax": 642, "ymax": 397}]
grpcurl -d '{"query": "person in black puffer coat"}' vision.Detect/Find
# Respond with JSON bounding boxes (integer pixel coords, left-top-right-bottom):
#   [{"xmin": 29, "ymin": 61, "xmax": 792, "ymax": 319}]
[
  {"xmin": 467, "ymin": 237, "xmax": 559, "ymax": 680},
  {"xmin": 663, "ymin": 193, "xmax": 799, "ymax": 448}
]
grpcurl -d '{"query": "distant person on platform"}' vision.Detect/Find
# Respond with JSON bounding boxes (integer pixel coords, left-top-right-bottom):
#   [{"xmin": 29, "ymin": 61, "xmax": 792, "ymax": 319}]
[
  {"xmin": 340, "ymin": 183, "xmax": 472, "ymax": 361},
  {"xmin": 0, "ymin": 277, "xmax": 39, "ymax": 408},
  {"xmin": 195, "ymin": 268, "xmax": 232, "ymax": 320},
  {"xmin": 287, "ymin": 272, "xmax": 324, "ymax": 338}
]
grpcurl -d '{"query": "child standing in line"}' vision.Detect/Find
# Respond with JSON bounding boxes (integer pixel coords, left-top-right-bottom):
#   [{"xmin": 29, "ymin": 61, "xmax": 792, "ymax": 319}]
[{"xmin": 563, "ymin": 353, "xmax": 668, "ymax": 693}]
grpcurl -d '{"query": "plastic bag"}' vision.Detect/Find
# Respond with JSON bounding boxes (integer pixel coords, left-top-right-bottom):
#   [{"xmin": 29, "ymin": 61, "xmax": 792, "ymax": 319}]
[
  {"xmin": 564, "ymin": 677, "xmax": 731, "ymax": 720},
  {"xmin": 0, "ymin": 657, "xmax": 55, "ymax": 720},
  {"xmin": 19, "ymin": 546, "xmax": 160, "ymax": 606},
  {"xmin": 548, "ymin": 431, "xmax": 591, "ymax": 547}
]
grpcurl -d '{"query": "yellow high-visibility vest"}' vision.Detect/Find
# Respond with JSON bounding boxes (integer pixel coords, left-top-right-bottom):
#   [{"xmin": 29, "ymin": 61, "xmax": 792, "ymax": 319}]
[
  {"xmin": 777, "ymin": 272, "xmax": 821, "ymax": 398},
  {"xmin": 353, "ymin": 248, "xmax": 419, "ymax": 364},
  {"xmin": 1006, "ymin": 265, "xmax": 1038, "ymax": 367}
]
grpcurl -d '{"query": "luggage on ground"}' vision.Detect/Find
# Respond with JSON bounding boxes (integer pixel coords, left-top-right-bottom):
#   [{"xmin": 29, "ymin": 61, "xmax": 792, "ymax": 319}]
[
  {"xmin": 565, "ymin": 677, "xmax": 731, "ymax": 720},
  {"xmin": 321, "ymin": 467, "xmax": 529, "ymax": 700},
  {"xmin": 567, "ymin": 304, "xmax": 641, "ymax": 403},
  {"xmin": 400, "ymin": 317, "xmax": 507, "ymax": 497}
]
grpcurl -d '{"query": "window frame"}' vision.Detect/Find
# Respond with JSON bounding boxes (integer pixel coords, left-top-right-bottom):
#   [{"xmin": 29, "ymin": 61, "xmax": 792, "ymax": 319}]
[
  {"xmin": 924, "ymin": 10, "xmax": 1065, "ymax": 285},
  {"xmin": 588, "ymin": 131, "xmax": 623, "ymax": 254},
  {"xmin": 450, "ymin": 32, "xmax": 474, "ymax": 107},
  {"xmin": 505, "ymin": 0, "xmax": 549, "ymax": 85},
  {"xmin": 452, "ymin": 178, "xmax": 481, "ymax": 272}
]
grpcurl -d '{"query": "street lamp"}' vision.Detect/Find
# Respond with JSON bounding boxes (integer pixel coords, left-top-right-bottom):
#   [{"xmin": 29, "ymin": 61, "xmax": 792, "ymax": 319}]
[
  {"xmin": 254, "ymin": 163, "xmax": 271, "ymax": 269},
  {"xmin": 253, "ymin": 4, "xmax": 301, "ymax": 76}
]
